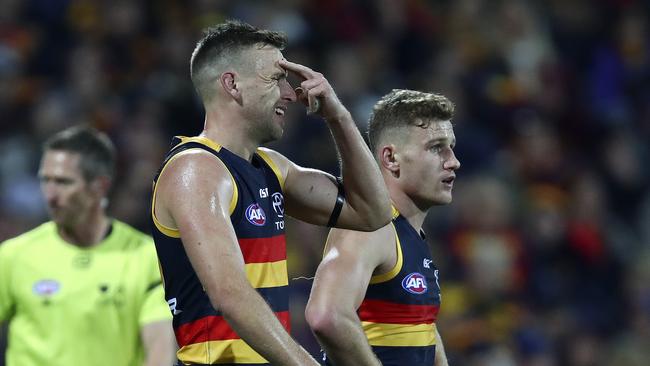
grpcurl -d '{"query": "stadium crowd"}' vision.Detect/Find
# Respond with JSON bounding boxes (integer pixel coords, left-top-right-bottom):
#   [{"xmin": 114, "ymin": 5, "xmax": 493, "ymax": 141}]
[{"xmin": 1, "ymin": 0, "xmax": 649, "ymax": 365}]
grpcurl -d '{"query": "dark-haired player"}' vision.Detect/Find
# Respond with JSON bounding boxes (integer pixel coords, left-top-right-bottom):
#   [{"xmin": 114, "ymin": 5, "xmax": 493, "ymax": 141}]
[{"xmin": 151, "ymin": 20, "xmax": 391, "ymax": 365}]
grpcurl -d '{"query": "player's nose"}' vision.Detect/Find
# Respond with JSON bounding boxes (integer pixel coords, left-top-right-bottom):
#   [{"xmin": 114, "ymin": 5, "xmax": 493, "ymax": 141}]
[{"xmin": 445, "ymin": 151, "xmax": 460, "ymax": 171}]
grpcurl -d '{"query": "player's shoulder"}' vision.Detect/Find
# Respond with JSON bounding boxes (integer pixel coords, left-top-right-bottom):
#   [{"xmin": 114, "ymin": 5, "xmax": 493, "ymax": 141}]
[
  {"xmin": 166, "ymin": 146, "xmax": 224, "ymax": 169},
  {"xmin": 256, "ymin": 147, "xmax": 292, "ymax": 166},
  {"xmin": 328, "ymin": 223, "xmax": 395, "ymax": 253},
  {"xmin": 0, "ymin": 222, "xmax": 57, "ymax": 256},
  {"xmin": 156, "ymin": 145, "xmax": 235, "ymax": 206},
  {"xmin": 161, "ymin": 146, "xmax": 232, "ymax": 183},
  {"xmin": 322, "ymin": 224, "xmax": 395, "ymax": 270},
  {"xmin": 256, "ymin": 146, "xmax": 281, "ymax": 157},
  {"xmin": 256, "ymin": 147, "xmax": 290, "ymax": 184}
]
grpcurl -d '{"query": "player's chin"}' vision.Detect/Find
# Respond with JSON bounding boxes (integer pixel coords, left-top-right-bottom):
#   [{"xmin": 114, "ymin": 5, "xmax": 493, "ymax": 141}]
[
  {"xmin": 433, "ymin": 192, "xmax": 453, "ymax": 205},
  {"xmin": 270, "ymin": 129, "xmax": 284, "ymax": 141},
  {"xmin": 271, "ymin": 118, "xmax": 286, "ymax": 138},
  {"xmin": 259, "ymin": 126, "xmax": 284, "ymax": 144}
]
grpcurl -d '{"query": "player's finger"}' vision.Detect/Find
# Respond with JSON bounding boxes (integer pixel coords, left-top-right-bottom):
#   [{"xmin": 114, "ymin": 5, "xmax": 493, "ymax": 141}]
[
  {"xmin": 295, "ymin": 87, "xmax": 310, "ymax": 107},
  {"xmin": 307, "ymin": 94, "xmax": 321, "ymax": 114},
  {"xmin": 279, "ymin": 59, "xmax": 316, "ymax": 80},
  {"xmin": 295, "ymin": 86, "xmax": 321, "ymax": 114},
  {"xmin": 306, "ymin": 84, "xmax": 327, "ymax": 114},
  {"xmin": 301, "ymin": 77, "xmax": 323, "ymax": 91}
]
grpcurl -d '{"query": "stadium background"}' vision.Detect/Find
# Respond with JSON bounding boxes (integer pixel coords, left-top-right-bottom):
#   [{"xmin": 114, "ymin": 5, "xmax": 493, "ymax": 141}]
[{"xmin": 1, "ymin": 0, "xmax": 649, "ymax": 365}]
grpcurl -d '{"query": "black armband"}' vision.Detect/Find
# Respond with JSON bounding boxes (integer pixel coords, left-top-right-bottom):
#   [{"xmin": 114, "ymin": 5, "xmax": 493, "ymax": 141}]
[{"xmin": 327, "ymin": 177, "xmax": 345, "ymax": 227}]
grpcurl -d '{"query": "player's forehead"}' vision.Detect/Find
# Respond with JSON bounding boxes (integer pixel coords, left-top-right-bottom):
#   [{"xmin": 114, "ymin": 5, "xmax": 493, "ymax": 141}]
[
  {"xmin": 249, "ymin": 45, "xmax": 284, "ymax": 73},
  {"xmin": 407, "ymin": 120, "xmax": 456, "ymax": 145},
  {"xmin": 413, "ymin": 119, "xmax": 455, "ymax": 141}
]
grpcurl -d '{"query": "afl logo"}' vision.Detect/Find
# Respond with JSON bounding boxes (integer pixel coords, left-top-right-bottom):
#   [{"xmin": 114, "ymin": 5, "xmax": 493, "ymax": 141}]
[
  {"xmin": 401, "ymin": 272, "xmax": 428, "ymax": 295},
  {"xmin": 245, "ymin": 203, "xmax": 266, "ymax": 226},
  {"xmin": 33, "ymin": 279, "xmax": 60, "ymax": 296}
]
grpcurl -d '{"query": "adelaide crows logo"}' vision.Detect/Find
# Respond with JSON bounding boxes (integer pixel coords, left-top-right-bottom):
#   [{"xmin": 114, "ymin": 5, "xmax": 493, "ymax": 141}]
[
  {"xmin": 245, "ymin": 203, "xmax": 266, "ymax": 226},
  {"xmin": 401, "ymin": 272, "xmax": 428, "ymax": 294}
]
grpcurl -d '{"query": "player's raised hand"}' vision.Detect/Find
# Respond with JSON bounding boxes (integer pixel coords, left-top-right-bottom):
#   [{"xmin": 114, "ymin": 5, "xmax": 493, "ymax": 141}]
[{"xmin": 279, "ymin": 59, "xmax": 349, "ymax": 121}]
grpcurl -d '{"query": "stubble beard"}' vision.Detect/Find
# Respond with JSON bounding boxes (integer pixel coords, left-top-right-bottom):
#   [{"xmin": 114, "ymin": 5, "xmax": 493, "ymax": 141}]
[{"xmin": 246, "ymin": 109, "xmax": 283, "ymax": 144}]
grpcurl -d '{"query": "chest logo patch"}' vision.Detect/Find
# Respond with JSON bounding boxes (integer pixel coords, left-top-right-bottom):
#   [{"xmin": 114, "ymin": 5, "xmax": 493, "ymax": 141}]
[
  {"xmin": 245, "ymin": 203, "xmax": 267, "ymax": 226},
  {"xmin": 33, "ymin": 279, "xmax": 61, "ymax": 296},
  {"xmin": 401, "ymin": 272, "xmax": 428, "ymax": 294}
]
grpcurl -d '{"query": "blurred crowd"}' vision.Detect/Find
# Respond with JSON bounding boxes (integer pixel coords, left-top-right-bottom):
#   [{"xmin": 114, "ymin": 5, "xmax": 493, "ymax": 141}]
[{"xmin": 1, "ymin": 0, "xmax": 649, "ymax": 365}]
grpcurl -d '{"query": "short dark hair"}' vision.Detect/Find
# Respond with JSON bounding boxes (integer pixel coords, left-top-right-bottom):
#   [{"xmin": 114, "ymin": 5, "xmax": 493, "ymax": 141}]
[
  {"xmin": 367, "ymin": 89, "xmax": 455, "ymax": 153},
  {"xmin": 190, "ymin": 19, "xmax": 288, "ymax": 101},
  {"xmin": 43, "ymin": 125, "xmax": 116, "ymax": 182}
]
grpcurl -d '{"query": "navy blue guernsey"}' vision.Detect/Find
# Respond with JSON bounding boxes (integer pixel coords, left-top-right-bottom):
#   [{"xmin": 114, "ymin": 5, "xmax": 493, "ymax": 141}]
[
  {"xmin": 324, "ymin": 207, "xmax": 441, "ymax": 366},
  {"xmin": 151, "ymin": 136, "xmax": 288, "ymax": 365}
]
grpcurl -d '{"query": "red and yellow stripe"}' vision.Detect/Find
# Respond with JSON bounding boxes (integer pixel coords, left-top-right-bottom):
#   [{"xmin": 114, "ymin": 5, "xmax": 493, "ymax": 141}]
[
  {"xmin": 178, "ymin": 339, "xmax": 268, "ymax": 364},
  {"xmin": 240, "ymin": 234, "xmax": 288, "ymax": 288},
  {"xmin": 358, "ymin": 299, "xmax": 438, "ymax": 347},
  {"xmin": 176, "ymin": 312, "xmax": 290, "ymax": 363},
  {"xmin": 361, "ymin": 321, "xmax": 436, "ymax": 347},
  {"xmin": 239, "ymin": 235, "xmax": 287, "ymax": 263},
  {"xmin": 176, "ymin": 312, "xmax": 290, "ymax": 346},
  {"xmin": 176, "ymin": 234, "xmax": 289, "ymax": 363},
  {"xmin": 358, "ymin": 299, "xmax": 439, "ymax": 324}
]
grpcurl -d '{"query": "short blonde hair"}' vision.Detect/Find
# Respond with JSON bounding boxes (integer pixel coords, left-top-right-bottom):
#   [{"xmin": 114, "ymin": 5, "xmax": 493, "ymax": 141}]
[{"xmin": 367, "ymin": 89, "xmax": 454, "ymax": 153}]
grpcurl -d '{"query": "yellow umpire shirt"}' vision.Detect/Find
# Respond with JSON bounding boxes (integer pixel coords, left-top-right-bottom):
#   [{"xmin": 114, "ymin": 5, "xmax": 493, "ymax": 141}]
[{"xmin": 0, "ymin": 220, "xmax": 171, "ymax": 366}]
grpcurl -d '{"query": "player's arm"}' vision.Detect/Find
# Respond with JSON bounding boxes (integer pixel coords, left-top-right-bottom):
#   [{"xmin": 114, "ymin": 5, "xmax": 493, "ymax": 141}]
[
  {"xmin": 141, "ymin": 320, "xmax": 176, "ymax": 366},
  {"xmin": 274, "ymin": 59, "xmax": 392, "ymax": 231},
  {"xmin": 434, "ymin": 327, "xmax": 449, "ymax": 366},
  {"xmin": 156, "ymin": 150, "xmax": 317, "ymax": 366},
  {"xmin": 305, "ymin": 225, "xmax": 394, "ymax": 365}
]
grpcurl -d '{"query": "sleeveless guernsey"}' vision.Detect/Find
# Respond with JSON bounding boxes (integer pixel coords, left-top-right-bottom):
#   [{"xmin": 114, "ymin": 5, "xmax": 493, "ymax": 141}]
[{"xmin": 151, "ymin": 136, "xmax": 288, "ymax": 365}]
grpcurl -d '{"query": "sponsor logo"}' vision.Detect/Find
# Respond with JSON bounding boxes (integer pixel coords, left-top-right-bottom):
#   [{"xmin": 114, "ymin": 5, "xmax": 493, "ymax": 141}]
[
  {"xmin": 271, "ymin": 192, "xmax": 284, "ymax": 217},
  {"xmin": 401, "ymin": 272, "xmax": 428, "ymax": 294},
  {"xmin": 245, "ymin": 203, "xmax": 266, "ymax": 226},
  {"xmin": 423, "ymin": 258, "xmax": 433, "ymax": 269},
  {"xmin": 259, "ymin": 188, "xmax": 268, "ymax": 198},
  {"xmin": 168, "ymin": 297, "xmax": 182, "ymax": 315},
  {"xmin": 33, "ymin": 279, "xmax": 60, "ymax": 296}
]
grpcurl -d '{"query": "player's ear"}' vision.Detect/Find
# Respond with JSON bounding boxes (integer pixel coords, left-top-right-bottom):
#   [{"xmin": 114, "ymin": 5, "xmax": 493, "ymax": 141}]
[
  {"xmin": 380, "ymin": 144, "xmax": 400, "ymax": 178},
  {"xmin": 220, "ymin": 72, "xmax": 242, "ymax": 103}
]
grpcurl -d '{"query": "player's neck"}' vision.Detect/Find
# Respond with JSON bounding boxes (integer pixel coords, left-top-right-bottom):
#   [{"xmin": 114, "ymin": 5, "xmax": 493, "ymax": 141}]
[
  {"xmin": 389, "ymin": 188, "xmax": 427, "ymax": 232},
  {"xmin": 203, "ymin": 112, "xmax": 259, "ymax": 161},
  {"xmin": 58, "ymin": 210, "xmax": 111, "ymax": 248}
]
